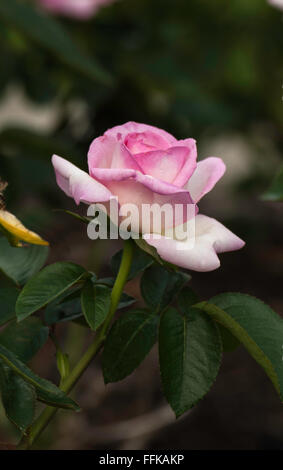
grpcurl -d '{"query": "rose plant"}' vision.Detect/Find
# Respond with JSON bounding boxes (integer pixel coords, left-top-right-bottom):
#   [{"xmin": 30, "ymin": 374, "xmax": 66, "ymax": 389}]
[{"xmin": 0, "ymin": 123, "xmax": 282, "ymax": 450}]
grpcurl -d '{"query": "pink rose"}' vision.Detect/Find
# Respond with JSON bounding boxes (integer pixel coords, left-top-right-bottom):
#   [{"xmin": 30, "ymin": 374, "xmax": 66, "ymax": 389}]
[
  {"xmin": 52, "ymin": 122, "xmax": 244, "ymax": 272},
  {"xmin": 39, "ymin": 0, "xmax": 115, "ymax": 19}
]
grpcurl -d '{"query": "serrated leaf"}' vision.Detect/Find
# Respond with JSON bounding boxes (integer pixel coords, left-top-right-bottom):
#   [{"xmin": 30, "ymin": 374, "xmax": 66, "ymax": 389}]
[
  {"xmin": 0, "ymin": 362, "xmax": 36, "ymax": 433},
  {"xmin": 0, "ymin": 344, "xmax": 79, "ymax": 410},
  {"xmin": 102, "ymin": 310, "xmax": 158, "ymax": 383},
  {"xmin": 197, "ymin": 293, "xmax": 283, "ymax": 400},
  {"xmin": 0, "ymin": 287, "xmax": 19, "ymax": 326},
  {"xmin": 16, "ymin": 262, "xmax": 88, "ymax": 321},
  {"xmin": 0, "ymin": 237, "xmax": 48, "ymax": 286},
  {"xmin": 159, "ymin": 307, "xmax": 222, "ymax": 417},
  {"xmin": 81, "ymin": 281, "xmax": 111, "ymax": 331},
  {"xmin": 0, "ymin": 0, "xmax": 112, "ymax": 85},
  {"xmin": 141, "ymin": 264, "xmax": 190, "ymax": 312}
]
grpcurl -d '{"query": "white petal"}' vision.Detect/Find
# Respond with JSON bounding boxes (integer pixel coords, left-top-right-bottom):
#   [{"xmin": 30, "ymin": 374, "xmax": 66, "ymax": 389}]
[{"xmin": 143, "ymin": 214, "xmax": 245, "ymax": 272}]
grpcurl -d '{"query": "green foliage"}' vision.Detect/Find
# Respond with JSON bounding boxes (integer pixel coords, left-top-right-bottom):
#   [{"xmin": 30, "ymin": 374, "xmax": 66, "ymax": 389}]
[
  {"xmin": 0, "ymin": 344, "xmax": 79, "ymax": 410},
  {"xmin": 141, "ymin": 264, "xmax": 190, "ymax": 312},
  {"xmin": 56, "ymin": 350, "xmax": 70, "ymax": 383},
  {"xmin": 0, "ymin": 0, "xmax": 112, "ymax": 85},
  {"xmin": 197, "ymin": 293, "xmax": 283, "ymax": 400},
  {"xmin": 111, "ymin": 245, "xmax": 153, "ymax": 281},
  {"xmin": 0, "ymin": 363, "xmax": 36, "ymax": 434},
  {"xmin": 0, "ymin": 237, "xmax": 48, "ymax": 286},
  {"xmin": 102, "ymin": 310, "xmax": 159, "ymax": 383},
  {"xmin": 44, "ymin": 295, "xmax": 82, "ymax": 325},
  {"xmin": 159, "ymin": 307, "xmax": 222, "ymax": 417},
  {"xmin": 133, "ymin": 238, "xmax": 164, "ymax": 266},
  {"xmin": 262, "ymin": 165, "xmax": 283, "ymax": 202},
  {"xmin": 177, "ymin": 286, "xmax": 200, "ymax": 311},
  {"xmin": 81, "ymin": 281, "xmax": 111, "ymax": 331},
  {"xmin": 0, "ymin": 317, "xmax": 49, "ymax": 362},
  {"xmin": 117, "ymin": 292, "xmax": 136, "ymax": 309},
  {"xmin": 16, "ymin": 262, "xmax": 88, "ymax": 321},
  {"xmin": 0, "ymin": 317, "xmax": 49, "ymax": 432},
  {"xmin": 0, "ymin": 286, "xmax": 19, "ymax": 326}
]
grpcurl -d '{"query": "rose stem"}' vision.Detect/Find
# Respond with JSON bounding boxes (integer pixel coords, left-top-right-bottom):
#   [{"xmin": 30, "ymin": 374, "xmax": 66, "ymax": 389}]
[{"xmin": 17, "ymin": 239, "xmax": 134, "ymax": 450}]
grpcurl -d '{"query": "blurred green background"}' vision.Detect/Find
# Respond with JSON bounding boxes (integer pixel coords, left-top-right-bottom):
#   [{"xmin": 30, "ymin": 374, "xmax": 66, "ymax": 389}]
[{"xmin": 0, "ymin": 0, "xmax": 283, "ymax": 450}]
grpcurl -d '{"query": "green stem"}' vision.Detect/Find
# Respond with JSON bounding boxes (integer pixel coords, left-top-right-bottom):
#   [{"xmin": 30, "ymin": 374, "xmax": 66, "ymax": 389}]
[{"xmin": 17, "ymin": 240, "xmax": 134, "ymax": 450}]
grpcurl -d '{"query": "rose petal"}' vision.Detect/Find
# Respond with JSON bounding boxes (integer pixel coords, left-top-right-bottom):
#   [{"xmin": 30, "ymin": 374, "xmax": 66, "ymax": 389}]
[
  {"xmin": 144, "ymin": 214, "xmax": 245, "ymax": 272},
  {"xmin": 88, "ymin": 135, "xmax": 142, "ymax": 177},
  {"xmin": 105, "ymin": 121, "xmax": 177, "ymax": 147},
  {"xmin": 133, "ymin": 142, "xmax": 196, "ymax": 187},
  {"xmin": 52, "ymin": 154, "xmax": 113, "ymax": 205},
  {"xmin": 99, "ymin": 174, "xmax": 196, "ymax": 234},
  {"xmin": 124, "ymin": 131, "xmax": 170, "ymax": 154},
  {"xmin": 185, "ymin": 157, "xmax": 226, "ymax": 203}
]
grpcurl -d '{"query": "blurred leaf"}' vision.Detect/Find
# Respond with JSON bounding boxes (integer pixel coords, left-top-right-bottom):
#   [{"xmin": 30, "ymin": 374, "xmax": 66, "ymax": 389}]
[
  {"xmin": 0, "ymin": 128, "xmax": 81, "ymax": 165},
  {"xmin": 54, "ymin": 210, "xmax": 91, "ymax": 225},
  {"xmin": 141, "ymin": 264, "xmax": 190, "ymax": 312},
  {"xmin": 197, "ymin": 293, "xmax": 283, "ymax": 400},
  {"xmin": 0, "ymin": 287, "xmax": 19, "ymax": 326},
  {"xmin": 0, "ymin": 362, "xmax": 36, "ymax": 433},
  {"xmin": 159, "ymin": 307, "xmax": 222, "ymax": 417},
  {"xmin": 81, "ymin": 281, "xmax": 111, "ymax": 331},
  {"xmin": 262, "ymin": 165, "xmax": 283, "ymax": 202},
  {"xmin": 0, "ymin": 237, "xmax": 49, "ymax": 286},
  {"xmin": 0, "ymin": 344, "xmax": 79, "ymax": 410},
  {"xmin": 0, "ymin": 317, "xmax": 49, "ymax": 362},
  {"xmin": 16, "ymin": 262, "xmax": 88, "ymax": 321},
  {"xmin": 0, "ymin": 0, "xmax": 112, "ymax": 85},
  {"xmin": 102, "ymin": 310, "xmax": 158, "ymax": 383}
]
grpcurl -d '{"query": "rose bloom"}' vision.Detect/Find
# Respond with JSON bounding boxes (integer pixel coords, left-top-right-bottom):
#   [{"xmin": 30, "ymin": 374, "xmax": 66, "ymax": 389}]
[
  {"xmin": 52, "ymin": 122, "xmax": 244, "ymax": 272},
  {"xmin": 267, "ymin": 0, "xmax": 283, "ymax": 9},
  {"xmin": 39, "ymin": 0, "xmax": 115, "ymax": 19}
]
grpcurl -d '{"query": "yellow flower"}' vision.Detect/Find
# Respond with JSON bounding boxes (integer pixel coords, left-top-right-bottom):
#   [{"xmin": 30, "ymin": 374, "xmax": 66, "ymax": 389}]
[{"xmin": 0, "ymin": 210, "xmax": 49, "ymax": 247}]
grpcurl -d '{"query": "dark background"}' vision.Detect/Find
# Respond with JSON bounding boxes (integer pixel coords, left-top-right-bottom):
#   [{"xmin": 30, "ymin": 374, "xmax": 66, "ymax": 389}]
[{"xmin": 0, "ymin": 0, "xmax": 283, "ymax": 449}]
